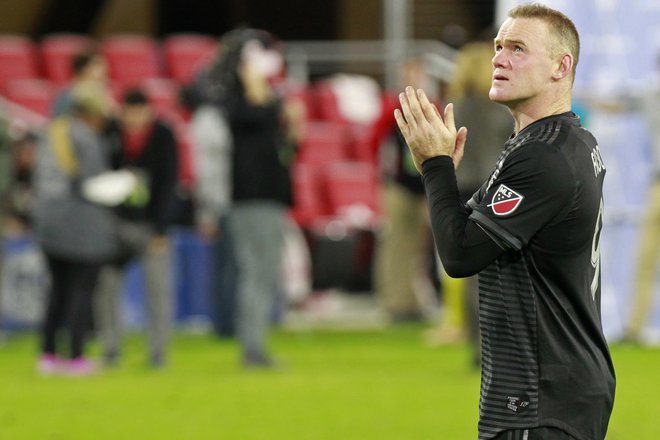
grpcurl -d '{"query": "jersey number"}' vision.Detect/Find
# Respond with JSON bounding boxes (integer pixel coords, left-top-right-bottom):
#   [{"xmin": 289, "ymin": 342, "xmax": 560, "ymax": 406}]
[{"xmin": 590, "ymin": 198, "xmax": 604, "ymax": 299}]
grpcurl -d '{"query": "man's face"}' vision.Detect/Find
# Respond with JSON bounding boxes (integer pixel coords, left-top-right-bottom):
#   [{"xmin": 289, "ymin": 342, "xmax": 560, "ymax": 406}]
[
  {"xmin": 489, "ymin": 17, "xmax": 558, "ymax": 106},
  {"xmin": 121, "ymin": 104, "xmax": 152, "ymax": 132}
]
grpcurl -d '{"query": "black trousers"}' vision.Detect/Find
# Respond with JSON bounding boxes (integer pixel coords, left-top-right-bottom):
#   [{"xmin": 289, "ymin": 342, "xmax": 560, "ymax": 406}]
[
  {"xmin": 493, "ymin": 427, "xmax": 577, "ymax": 440},
  {"xmin": 41, "ymin": 254, "xmax": 101, "ymax": 359}
]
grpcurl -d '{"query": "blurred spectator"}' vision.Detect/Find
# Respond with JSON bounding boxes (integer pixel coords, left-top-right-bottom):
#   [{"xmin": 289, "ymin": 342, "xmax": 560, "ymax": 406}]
[
  {"xmin": 33, "ymin": 81, "xmax": 116, "ymax": 376},
  {"xmin": 3, "ymin": 126, "xmax": 39, "ymax": 234},
  {"xmin": 583, "ymin": 55, "xmax": 660, "ymax": 343},
  {"xmin": 94, "ymin": 88, "xmax": 179, "ymax": 368},
  {"xmin": 52, "ymin": 46, "xmax": 109, "ymax": 118},
  {"xmin": 188, "ymin": 87, "xmax": 238, "ymax": 338},
  {"xmin": 441, "ymin": 24, "xmax": 468, "ymax": 49},
  {"xmin": 425, "ymin": 32, "xmax": 512, "ymax": 360},
  {"xmin": 205, "ymin": 28, "xmax": 299, "ymax": 367},
  {"xmin": 0, "ymin": 118, "xmax": 9, "ymax": 202},
  {"xmin": 624, "ymin": 58, "xmax": 660, "ymax": 343},
  {"xmin": 1, "ymin": 123, "xmax": 39, "ymax": 337},
  {"xmin": 372, "ymin": 57, "xmax": 437, "ymax": 323},
  {"xmin": 0, "ymin": 114, "xmax": 9, "ymax": 336}
]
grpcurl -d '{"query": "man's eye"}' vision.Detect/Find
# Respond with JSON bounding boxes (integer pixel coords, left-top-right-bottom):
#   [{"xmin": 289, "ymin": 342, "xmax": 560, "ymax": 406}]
[
  {"xmin": 495, "ymin": 45, "xmax": 502, "ymax": 52},
  {"xmin": 514, "ymin": 46, "xmax": 523, "ymax": 53}
]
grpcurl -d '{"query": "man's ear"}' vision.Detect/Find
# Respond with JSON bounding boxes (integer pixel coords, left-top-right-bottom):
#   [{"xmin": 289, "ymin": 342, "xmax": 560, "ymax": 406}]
[{"xmin": 552, "ymin": 53, "xmax": 573, "ymax": 81}]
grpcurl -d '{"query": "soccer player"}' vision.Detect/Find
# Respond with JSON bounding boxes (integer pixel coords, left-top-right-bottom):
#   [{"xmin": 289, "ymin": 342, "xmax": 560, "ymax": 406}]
[{"xmin": 394, "ymin": 4, "xmax": 615, "ymax": 440}]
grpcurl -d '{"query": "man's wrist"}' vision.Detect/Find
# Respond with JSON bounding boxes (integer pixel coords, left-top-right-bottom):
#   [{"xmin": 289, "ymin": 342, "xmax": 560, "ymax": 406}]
[{"xmin": 421, "ymin": 155, "xmax": 454, "ymax": 175}]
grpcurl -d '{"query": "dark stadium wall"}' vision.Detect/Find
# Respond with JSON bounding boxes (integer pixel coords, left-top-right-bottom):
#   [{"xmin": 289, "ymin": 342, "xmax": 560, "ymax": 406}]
[
  {"xmin": 0, "ymin": 0, "xmax": 493, "ymax": 43},
  {"xmin": 413, "ymin": 0, "xmax": 495, "ymax": 46},
  {"xmin": 156, "ymin": 0, "xmax": 339, "ymax": 39},
  {"xmin": 338, "ymin": 0, "xmax": 495, "ymax": 44},
  {"xmin": 338, "ymin": 0, "xmax": 383, "ymax": 39},
  {"xmin": 34, "ymin": 0, "xmax": 111, "ymax": 36},
  {"xmin": 0, "ymin": 0, "xmax": 47, "ymax": 35},
  {"xmin": 92, "ymin": 0, "xmax": 156, "ymax": 36}
]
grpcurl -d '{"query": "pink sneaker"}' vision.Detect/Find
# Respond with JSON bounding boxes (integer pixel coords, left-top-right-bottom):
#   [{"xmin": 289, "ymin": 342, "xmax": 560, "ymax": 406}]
[
  {"xmin": 64, "ymin": 357, "xmax": 99, "ymax": 377},
  {"xmin": 37, "ymin": 354, "xmax": 65, "ymax": 376}
]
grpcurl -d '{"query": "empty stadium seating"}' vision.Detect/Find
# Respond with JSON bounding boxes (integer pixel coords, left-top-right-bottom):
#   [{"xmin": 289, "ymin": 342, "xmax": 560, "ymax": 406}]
[
  {"xmin": 0, "ymin": 35, "xmax": 39, "ymax": 89},
  {"xmin": 296, "ymin": 121, "xmax": 352, "ymax": 166},
  {"xmin": 40, "ymin": 33, "xmax": 95, "ymax": 85},
  {"xmin": 101, "ymin": 34, "xmax": 162, "ymax": 88},
  {"xmin": 162, "ymin": 34, "xmax": 218, "ymax": 84},
  {"xmin": 139, "ymin": 77, "xmax": 181, "ymax": 115},
  {"xmin": 322, "ymin": 160, "xmax": 380, "ymax": 223},
  {"xmin": 0, "ymin": 32, "xmax": 390, "ymax": 234},
  {"xmin": 314, "ymin": 81, "xmax": 343, "ymax": 123},
  {"xmin": 3, "ymin": 78, "xmax": 56, "ymax": 117},
  {"xmin": 290, "ymin": 162, "xmax": 329, "ymax": 228}
]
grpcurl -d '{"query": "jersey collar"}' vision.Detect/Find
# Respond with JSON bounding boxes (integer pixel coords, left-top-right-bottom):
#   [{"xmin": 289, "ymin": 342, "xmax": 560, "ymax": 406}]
[{"xmin": 505, "ymin": 111, "xmax": 579, "ymax": 145}]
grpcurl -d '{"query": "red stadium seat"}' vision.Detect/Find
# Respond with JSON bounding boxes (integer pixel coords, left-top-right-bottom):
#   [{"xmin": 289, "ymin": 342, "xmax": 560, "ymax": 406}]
[
  {"xmin": 314, "ymin": 81, "xmax": 344, "ymax": 123},
  {"xmin": 40, "ymin": 33, "xmax": 95, "ymax": 85},
  {"xmin": 312, "ymin": 80, "xmax": 383, "ymax": 164},
  {"xmin": 0, "ymin": 35, "xmax": 39, "ymax": 88},
  {"xmin": 290, "ymin": 163, "xmax": 329, "ymax": 227},
  {"xmin": 3, "ymin": 78, "xmax": 57, "ymax": 117},
  {"xmin": 101, "ymin": 34, "xmax": 162, "ymax": 88},
  {"xmin": 296, "ymin": 121, "xmax": 351, "ymax": 166},
  {"xmin": 321, "ymin": 160, "xmax": 380, "ymax": 223},
  {"xmin": 281, "ymin": 83, "xmax": 317, "ymax": 121},
  {"xmin": 346, "ymin": 122, "xmax": 379, "ymax": 163},
  {"xmin": 162, "ymin": 34, "xmax": 218, "ymax": 84},
  {"xmin": 139, "ymin": 78, "xmax": 180, "ymax": 115}
]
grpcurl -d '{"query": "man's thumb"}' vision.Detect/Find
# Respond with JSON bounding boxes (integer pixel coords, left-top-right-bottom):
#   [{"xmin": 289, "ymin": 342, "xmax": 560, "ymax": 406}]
[{"xmin": 453, "ymin": 126, "xmax": 468, "ymax": 169}]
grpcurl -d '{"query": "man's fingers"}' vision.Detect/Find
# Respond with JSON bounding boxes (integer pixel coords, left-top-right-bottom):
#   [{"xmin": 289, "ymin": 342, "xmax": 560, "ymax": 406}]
[
  {"xmin": 443, "ymin": 103, "xmax": 457, "ymax": 133},
  {"xmin": 393, "ymin": 108, "xmax": 409, "ymax": 137},
  {"xmin": 404, "ymin": 86, "xmax": 427, "ymax": 126},
  {"xmin": 432, "ymin": 103, "xmax": 442, "ymax": 119},
  {"xmin": 456, "ymin": 126, "xmax": 468, "ymax": 146},
  {"xmin": 416, "ymin": 89, "xmax": 442, "ymax": 125},
  {"xmin": 398, "ymin": 91, "xmax": 417, "ymax": 130},
  {"xmin": 453, "ymin": 126, "xmax": 468, "ymax": 170},
  {"xmin": 456, "ymin": 126, "xmax": 468, "ymax": 154}
]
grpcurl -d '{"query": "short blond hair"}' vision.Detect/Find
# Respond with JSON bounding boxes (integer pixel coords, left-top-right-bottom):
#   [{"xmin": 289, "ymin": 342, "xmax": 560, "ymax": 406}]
[{"xmin": 509, "ymin": 3, "xmax": 580, "ymax": 78}]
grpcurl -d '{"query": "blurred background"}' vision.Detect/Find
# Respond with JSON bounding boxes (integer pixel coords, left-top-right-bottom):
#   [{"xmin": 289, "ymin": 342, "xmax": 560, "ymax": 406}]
[
  {"xmin": 0, "ymin": 0, "xmax": 659, "ymax": 438},
  {"xmin": 0, "ymin": 0, "xmax": 657, "ymax": 341}
]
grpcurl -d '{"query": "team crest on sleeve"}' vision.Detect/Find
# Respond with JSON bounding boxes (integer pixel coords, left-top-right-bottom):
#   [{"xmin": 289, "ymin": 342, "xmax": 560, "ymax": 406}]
[{"xmin": 488, "ymin": 184, "xmax": 524, "ymax": 216}]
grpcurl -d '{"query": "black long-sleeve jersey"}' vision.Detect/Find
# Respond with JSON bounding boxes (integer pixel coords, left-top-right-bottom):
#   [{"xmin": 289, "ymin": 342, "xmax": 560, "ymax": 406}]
[{"xmin": 422, "ymin": 112, "xmax": 615, "ymax": 440}]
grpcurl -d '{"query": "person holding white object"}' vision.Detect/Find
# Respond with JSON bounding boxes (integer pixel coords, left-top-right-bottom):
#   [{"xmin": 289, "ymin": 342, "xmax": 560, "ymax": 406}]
[
  {"xmin": 94, "ymin": 88, "xmax": 179, "ymax": 369},
  {"xmin": 82, "ymin": 169, "xmax": 139, "ymax": 207}
]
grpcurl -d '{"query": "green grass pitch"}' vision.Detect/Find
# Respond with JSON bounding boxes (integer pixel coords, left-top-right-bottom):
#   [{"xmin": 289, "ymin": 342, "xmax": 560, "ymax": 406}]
[{"xmin": 0, "ymin": 326, "xmax": 658, "ymax": 439}]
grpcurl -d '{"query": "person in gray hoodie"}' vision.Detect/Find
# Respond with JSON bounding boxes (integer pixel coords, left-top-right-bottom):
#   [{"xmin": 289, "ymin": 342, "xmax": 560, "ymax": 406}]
[{"xmin": 34, "ymin": 81, "xmax": 117, "ymax": 376}]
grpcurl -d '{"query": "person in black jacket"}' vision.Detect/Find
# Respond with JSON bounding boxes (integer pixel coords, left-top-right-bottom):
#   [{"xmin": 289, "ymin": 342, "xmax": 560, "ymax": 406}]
[
  {"xmin": 206, "ymin": 28, "xmax": 299, "ymax": 368},
  {"xmin": 95, "ymin": 88, "xmax": 179, "ymax": 368}
]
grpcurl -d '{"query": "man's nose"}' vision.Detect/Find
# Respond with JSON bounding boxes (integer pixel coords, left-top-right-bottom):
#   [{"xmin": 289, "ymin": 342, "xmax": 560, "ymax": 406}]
[{"xmin": 492, "ymin": 50, "xmax": 507, "ymax": 69}]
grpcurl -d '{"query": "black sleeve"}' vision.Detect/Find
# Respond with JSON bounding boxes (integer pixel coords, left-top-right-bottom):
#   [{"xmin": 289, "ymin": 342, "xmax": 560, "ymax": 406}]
[{"xmin": 422, "ymin": 156, "xmax": 504, "ymax": 278}]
